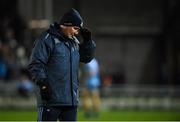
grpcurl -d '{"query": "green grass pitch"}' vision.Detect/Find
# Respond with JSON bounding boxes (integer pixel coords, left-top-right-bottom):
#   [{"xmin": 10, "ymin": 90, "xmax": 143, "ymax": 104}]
[{"xmin": 0, "ymin": 109, "xmax": 180, "ymax": 121}]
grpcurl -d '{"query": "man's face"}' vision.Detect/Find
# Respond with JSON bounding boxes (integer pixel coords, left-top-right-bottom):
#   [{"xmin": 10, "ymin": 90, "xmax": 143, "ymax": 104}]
[{"xmin": 61, "ymin": 25, "xmax": 80, "ymax": 37}]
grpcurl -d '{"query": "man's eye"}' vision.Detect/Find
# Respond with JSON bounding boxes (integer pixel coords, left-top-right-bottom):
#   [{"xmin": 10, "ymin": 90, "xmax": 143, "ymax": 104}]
[{"xmin": 74, "ymin": 27, "xmax": 80, "ymax": 30}]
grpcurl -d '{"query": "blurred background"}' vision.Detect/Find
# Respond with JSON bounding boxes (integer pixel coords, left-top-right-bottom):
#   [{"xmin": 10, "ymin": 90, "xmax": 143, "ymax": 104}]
[{"xmin": 0, "ymin": 0, "xmax": 180, "ymax": 121}]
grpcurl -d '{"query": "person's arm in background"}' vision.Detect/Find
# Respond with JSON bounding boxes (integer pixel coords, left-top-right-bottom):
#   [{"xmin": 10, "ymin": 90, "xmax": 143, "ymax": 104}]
[{"xmin": 79, "ymin": 28, "xmax": 96, "ymax": 63}]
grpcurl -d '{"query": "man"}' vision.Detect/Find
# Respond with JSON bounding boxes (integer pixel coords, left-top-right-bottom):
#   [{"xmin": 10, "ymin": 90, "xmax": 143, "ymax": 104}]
[
  {"xmin": 81, "ymin": 58, "xmax": 101, "ymax": 118},
  {"xmin": 28, "ymin": 8, "xmax": 96, "ymax": 121}
]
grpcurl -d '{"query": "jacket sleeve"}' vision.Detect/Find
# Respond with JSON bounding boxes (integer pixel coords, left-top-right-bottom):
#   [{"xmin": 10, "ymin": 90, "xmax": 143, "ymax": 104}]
[
  {"xmin": 28, "ymin": 36, "xmax": 52, "ymax": 83},
  {"xmin": 79, "ymin": 40, "xmax": 96, "ymax": 63}
]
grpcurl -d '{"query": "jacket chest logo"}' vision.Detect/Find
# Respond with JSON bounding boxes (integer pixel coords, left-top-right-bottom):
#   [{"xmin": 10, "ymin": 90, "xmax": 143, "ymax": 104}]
[{"xmin": 54, "ymin": 38, "xmax": 61, "ymax": 44}]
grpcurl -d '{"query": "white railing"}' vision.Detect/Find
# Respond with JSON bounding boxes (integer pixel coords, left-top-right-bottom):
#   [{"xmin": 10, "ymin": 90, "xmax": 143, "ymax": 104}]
[{"xmin": 0, "ymin": 82, "xmax": 180, "ymax": 110}]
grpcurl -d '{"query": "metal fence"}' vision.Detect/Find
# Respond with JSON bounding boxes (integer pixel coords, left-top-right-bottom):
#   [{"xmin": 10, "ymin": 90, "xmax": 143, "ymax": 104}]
[
  {"xmin": 100, "ymin": 84, "xmax": 180, "ymax": 110},
  {"xmin": 0, "ymin": 81, "xmax": 180, "ymax": 110}
]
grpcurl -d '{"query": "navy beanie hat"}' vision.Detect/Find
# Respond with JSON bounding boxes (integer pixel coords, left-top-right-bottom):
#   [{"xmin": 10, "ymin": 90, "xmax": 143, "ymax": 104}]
[{"xmin": 59, "ymin": 8, "xmax": 83, "ymax": 28}]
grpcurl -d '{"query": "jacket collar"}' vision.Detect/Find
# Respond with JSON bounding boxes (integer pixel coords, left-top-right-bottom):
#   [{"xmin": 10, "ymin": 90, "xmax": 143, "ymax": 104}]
[
  {"xmin": 48, "ymin": 22, "xmax": 79, "ymax": 44},
  {"xmin": 48, "ymin": 22, "xmax": 66, "ymax": 41}
]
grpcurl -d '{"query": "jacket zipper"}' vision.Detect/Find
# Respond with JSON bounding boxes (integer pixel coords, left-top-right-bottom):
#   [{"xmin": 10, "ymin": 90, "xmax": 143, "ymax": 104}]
[{"xmin": 69, "ymin": 42, "xmax": 74, "ymax": 105}]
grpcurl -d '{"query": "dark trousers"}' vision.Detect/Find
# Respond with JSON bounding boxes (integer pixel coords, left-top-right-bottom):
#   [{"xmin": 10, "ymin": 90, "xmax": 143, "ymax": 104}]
[{"xmin": 37, "ymin": 106, "xmax": 77, "ymax": 121}]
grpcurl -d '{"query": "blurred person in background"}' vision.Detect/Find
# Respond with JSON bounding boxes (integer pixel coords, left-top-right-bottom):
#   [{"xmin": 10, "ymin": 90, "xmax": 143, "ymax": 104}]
[
  {"xmin": 81, "ymin": 58, "xmax": 101, "ymax": 118},
  {"xmin": 0, "ymin": 42, "xmax": 19, "ymax": 81},
  {"xmin": 0, "ymin": 28, "xmax": 22, "ymax": 81},
  {"xmin": 28, "ymin": 8, "xmax": 96, "ymax": 121},
  {"xmin": 0, "ymin": 51, "xmax": 8, "ymax": 80}
]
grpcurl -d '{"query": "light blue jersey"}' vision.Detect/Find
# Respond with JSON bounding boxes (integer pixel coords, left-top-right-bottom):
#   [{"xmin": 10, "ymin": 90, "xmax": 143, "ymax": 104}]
[{"xmin": 84, "ymin": 59, "xmax": 100, "ymax": 90}]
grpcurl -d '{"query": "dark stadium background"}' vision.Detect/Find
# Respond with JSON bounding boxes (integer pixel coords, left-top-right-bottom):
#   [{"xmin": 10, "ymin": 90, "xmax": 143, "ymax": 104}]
[{"xmin": 0, "ymin": 0, "xmax": 180, "ymax": 121}]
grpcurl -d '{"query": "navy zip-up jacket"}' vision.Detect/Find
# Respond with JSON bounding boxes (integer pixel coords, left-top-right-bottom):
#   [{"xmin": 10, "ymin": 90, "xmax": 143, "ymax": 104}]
[{"xmin": 28, "ymin": 23, "xmax": 96, "ymax": 106}]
